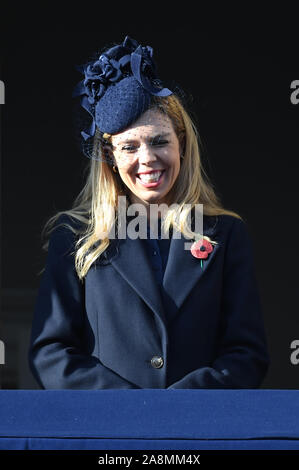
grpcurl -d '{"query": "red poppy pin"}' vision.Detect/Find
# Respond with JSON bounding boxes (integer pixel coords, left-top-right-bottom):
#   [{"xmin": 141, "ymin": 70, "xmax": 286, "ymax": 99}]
[{"xmin": 190, "ymin": 237, "xmax": 214, "ymax": 268}]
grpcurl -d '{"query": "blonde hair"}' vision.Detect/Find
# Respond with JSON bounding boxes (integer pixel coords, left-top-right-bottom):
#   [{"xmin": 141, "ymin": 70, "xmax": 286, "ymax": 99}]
[{"xmin": 40, "ymin": 94, "xmax": 242, "ymax": 281}]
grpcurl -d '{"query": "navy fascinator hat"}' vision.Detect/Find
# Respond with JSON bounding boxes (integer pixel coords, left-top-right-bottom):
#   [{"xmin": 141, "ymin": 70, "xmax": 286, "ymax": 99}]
[{"xmin": 72, "ymin": 36, "xmax": 173, "ymax": 146}]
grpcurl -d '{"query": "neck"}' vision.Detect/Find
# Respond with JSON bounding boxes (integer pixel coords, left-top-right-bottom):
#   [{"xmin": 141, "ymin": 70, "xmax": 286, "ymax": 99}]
[{"xmin": 127, "ymin": 195, "xmax": 163, "ymax": 221}]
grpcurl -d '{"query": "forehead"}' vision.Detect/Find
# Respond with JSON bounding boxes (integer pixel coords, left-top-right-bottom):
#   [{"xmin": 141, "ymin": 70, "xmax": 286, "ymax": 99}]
[{"xmin": 112, "ymin": 109, "xmax": 174, "ymax": 144}]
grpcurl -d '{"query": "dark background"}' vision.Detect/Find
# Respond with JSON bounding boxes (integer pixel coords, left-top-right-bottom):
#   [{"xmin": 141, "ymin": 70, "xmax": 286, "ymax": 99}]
[{"xmin": 0, "ymin": 4, "xmax": 298, "ymax": 388}]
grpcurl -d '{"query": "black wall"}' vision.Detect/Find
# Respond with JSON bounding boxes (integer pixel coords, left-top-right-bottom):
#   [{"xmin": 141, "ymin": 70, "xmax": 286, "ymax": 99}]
[{"xmin": 1, "ymin": 5, "xmax": 299, "ymax": 388}]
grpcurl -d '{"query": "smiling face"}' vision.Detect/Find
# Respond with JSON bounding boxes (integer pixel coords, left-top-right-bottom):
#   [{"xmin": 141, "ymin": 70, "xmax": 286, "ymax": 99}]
[{"xmin": 110, "ymin": 108, "xmax": 181, "ymax": 209}]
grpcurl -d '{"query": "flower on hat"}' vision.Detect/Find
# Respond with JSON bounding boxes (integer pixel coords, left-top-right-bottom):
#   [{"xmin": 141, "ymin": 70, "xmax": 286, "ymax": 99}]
[
  {"xmin": 83, "ymin": 56, "xmax": 122, "ymax": 105},
  {"xmin": 72, "ymin": 36, "xmax": 172, "ymax": 140},
  {"xmin": 190, "ymin": 237, "xmax": 214, "ymax": 268},
  {"xmin": 73, "ymin": 36, "xmax": 157, "ymax": 113}
]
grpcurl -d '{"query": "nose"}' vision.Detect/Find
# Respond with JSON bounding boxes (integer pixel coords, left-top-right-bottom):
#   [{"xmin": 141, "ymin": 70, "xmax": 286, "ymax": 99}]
[{"xmin": 138, "ymin": 143, "xmax": 158, "ymax": 164}]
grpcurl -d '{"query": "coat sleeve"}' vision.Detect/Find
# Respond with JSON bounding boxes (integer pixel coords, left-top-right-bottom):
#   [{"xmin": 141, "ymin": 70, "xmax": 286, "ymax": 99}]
[
  {"xmin": 168, "ymin": 217, "xmax": 270, "ymax": 389},
  {"xmin": 28, "ymin": 216, "xmax": 141, "ymax": 389}
]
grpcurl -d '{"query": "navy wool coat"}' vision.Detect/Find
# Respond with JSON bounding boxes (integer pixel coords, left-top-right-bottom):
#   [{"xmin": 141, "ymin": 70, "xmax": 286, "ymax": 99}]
[{"xmin": 28, "ymin": 213, "xmax": 270, "ymax": 389}]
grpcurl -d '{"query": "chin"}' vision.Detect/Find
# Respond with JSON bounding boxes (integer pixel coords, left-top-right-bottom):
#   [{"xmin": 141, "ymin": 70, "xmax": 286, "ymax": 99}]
[{"xmin": 142, "ymin": 191, "xmax": 167, "ymax": 203}]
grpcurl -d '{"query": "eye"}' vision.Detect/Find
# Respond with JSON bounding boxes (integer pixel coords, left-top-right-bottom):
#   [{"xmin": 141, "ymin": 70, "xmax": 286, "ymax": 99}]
[
  {"xmin": 151, "ymin": 139, "xmax": 169, "ymax": 147},
  {"xmin": 121, "ymin": 145, "xmax": 138, "ymax": 152}
]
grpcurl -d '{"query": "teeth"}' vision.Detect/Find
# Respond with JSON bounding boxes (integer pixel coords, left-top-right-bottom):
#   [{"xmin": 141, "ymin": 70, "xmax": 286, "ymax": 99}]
[{"xmin": 138, "ymin": 171, "xmax": 162, "ymax": 182}]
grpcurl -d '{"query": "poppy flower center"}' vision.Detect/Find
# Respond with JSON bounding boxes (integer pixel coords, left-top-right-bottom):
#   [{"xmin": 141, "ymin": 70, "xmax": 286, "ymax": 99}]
[{"xmin": 200, "ymin": 246, "xmax": 206, "ymax": 251}]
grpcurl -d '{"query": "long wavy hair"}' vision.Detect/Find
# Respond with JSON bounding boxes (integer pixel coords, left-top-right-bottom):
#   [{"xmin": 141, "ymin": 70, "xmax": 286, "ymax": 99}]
[{"xmin": 40, "ymin": 94, "xmax": 242, "ymax": 281}]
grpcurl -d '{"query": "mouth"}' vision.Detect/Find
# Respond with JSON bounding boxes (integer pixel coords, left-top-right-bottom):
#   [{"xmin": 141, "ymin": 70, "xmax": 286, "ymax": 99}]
[{"xmin": 136, "ymin": 169, "xmax": 166, "ymax": 188}]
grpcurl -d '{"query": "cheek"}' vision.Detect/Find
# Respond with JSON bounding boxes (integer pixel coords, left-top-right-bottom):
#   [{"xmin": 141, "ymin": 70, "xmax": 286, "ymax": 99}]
[
  {"xmin": 170, "ymin": 153, "xmax": 181, "ymax": 185},
  {"xmin": 166, "ymin": 148, "xmax": 181, "ymax": 175},
  {"xmin": 159, "ymin": 145, "xmax": 179, "ymax": 163},
  {"xmin": 118, "ymin": 169, "xmax": 131, "ymax": 185},
  {"xmin": 117, "ymin": 165, "xmax": 137, "ymax": 189},
  {"xmin": 114, "ymin": 153, "xmax": 132, "ymax": 177}
]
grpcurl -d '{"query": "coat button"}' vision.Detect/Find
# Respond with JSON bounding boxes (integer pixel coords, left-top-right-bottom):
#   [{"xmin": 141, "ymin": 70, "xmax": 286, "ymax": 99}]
[{"xmin": 151, "ymin": 356, "xmax": 164, "ymax": 369}]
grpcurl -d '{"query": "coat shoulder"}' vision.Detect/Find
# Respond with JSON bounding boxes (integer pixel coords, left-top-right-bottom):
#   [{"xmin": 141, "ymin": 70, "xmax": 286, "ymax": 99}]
[
  {"xmin": 203, "ymin": 213, "xmax": 243, "ymax": 236},
  {"xmin": 216, "ymin": 214, "xmax": 246, "ymax": 230},
  {"xmin": 203, "ymin": 214, "xmax": 253, "ymax": 250},
  {"xmin": 48, "ymin": 213, "xmax": 86, "ymax": 258},
  {"xmin": 215, "ymin": 214, "xmax": 257, "ymax": 262}
]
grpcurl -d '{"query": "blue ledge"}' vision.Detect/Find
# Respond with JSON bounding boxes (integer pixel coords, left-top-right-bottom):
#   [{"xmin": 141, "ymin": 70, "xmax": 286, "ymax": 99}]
[{"xmin": 0, "ymin": 390, "xmax": 299, "ymax": 450}]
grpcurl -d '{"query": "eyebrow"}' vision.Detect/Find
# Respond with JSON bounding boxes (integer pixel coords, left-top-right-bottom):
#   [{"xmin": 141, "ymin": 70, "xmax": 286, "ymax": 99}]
[{"xmin": 117, "ymin": 132, "xmax": 171, "ymax": 145}]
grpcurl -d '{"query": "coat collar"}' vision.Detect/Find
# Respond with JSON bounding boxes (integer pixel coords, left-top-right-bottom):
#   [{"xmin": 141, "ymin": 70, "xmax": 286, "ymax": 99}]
[{"xmin": 103, "ymin": 214, "xmax": 220, "ymax": 326}]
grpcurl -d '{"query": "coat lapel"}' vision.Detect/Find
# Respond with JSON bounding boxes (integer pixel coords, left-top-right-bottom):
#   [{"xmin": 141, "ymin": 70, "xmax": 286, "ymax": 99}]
[
  {"xmin": 109, "ymin": 215, "xmax": 220, "ymax": 326},
  {"xmin": 162, "ymin": 216, "xmax": 220, "ymax": 323},
  {"xmin": 110, "ymin": 234, "xmax": 167, "ymax": 325}
]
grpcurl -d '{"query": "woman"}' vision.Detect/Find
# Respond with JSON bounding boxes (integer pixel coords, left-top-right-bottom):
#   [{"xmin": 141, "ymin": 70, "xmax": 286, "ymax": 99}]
[{"xmin": 28, "ymin": 36, "xmax": 270, "ymax": 389}]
